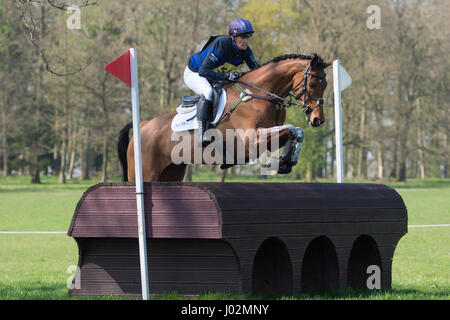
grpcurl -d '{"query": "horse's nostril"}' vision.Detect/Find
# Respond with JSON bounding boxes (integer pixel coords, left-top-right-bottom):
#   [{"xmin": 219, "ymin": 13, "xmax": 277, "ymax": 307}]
[{"xmin": 313, "ymin": 118, "xmax": 321, "ymax": 126}]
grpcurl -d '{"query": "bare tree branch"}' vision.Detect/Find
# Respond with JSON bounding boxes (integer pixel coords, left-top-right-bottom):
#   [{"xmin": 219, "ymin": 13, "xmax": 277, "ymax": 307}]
[
  {"xmin": 15, "ymin": 0, "xmax": 98, "ymax": 76},
  {"xmin": 17, "ymin": 0, "xmax": 98, "ymax": 11}
]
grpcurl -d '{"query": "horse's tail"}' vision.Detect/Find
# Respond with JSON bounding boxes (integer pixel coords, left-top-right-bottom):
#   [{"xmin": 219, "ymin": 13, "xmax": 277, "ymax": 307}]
[{"xmin": 117, "ymin": 122, "xmax": 133, "ymax": 181}]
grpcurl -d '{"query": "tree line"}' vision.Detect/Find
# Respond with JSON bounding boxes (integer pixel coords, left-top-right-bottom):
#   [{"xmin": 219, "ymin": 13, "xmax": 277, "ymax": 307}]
[{"xmin": 0, "ymin": 0, "xmax": 448, "ymax": 183}]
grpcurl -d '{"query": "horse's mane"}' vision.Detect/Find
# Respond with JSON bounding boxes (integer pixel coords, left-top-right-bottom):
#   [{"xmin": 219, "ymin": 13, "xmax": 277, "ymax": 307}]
[{"xmin": 240, "ymin": 53, "xmax": 326, "ymax": 77}]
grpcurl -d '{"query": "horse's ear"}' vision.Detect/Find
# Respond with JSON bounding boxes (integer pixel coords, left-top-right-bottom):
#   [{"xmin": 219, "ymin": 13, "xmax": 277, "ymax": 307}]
[
  {"xmin": 324, "ymin": 59, "xmax": 335, "ymax": 69},
  {"xmin": 311, "ymin": 54, "xmax": 319, "ymax": 65}
]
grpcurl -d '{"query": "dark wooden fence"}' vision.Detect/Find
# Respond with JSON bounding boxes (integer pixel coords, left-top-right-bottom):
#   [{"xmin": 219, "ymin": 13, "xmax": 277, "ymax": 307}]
[{"xmin": 68, "ymin": 182, "xmax": 407, "ymax": 296}]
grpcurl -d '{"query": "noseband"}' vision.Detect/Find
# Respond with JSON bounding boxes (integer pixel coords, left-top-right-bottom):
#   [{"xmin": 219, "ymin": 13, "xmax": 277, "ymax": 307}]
[{"xmin": 291, "ymin": 62, "xmax": 326, "ymax": 117}]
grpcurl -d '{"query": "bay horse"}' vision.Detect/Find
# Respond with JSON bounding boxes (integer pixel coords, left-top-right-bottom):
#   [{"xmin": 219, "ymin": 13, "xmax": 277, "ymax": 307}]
[{"xmin": 118, "ymin": 53, "xmax": 333, "ymax": 182}]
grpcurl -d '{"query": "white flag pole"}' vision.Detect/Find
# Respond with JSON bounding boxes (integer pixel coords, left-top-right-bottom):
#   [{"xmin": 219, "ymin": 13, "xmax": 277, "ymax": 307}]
[
  {"xmin": 129, "ymin": 48, "xmax": 150, "ymax": 300},
  {"xmin": 333, "ymin": 59, "xmax": 344, "ymax": 183}
]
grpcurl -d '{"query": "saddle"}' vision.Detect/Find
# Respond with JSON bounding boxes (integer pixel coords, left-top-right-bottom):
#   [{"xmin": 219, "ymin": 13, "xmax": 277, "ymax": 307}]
[
  {"xmin": 177, "ymin": 83, "xmax": 223, "ymax": 127},
  {"xmin": 172, "ymin": 82, "xmax": 228, "ymax": 133}
]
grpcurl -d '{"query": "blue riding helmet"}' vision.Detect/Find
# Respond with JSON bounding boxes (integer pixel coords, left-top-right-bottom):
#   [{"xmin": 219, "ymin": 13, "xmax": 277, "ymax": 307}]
[{"xmin": 228, "ymin": 18, "xmax": 254, "ymax": 37}]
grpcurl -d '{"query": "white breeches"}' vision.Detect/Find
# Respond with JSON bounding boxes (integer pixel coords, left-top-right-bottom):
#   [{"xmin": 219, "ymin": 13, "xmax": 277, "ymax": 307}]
[{"xmin": 183, "ymin": 66, "xmax": 214, "ymax": 101}]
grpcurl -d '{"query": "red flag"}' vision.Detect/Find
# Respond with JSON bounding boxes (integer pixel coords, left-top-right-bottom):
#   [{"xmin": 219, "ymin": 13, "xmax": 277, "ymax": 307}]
[{"xmin": 105, "ymin": 50, "xmax": 131, "ymax": 87}]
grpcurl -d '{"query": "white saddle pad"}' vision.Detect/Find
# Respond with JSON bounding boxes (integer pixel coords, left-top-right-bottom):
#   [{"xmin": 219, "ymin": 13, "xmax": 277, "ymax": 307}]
[{"xmin": 171, "ymin": 89, "xmax": 227, "ymax": 132}]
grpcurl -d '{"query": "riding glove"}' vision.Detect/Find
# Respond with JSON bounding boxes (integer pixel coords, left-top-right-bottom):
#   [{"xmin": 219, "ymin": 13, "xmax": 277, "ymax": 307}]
[{"xmin": 227, "ymin": 72, "xmax": 238, "ymax": 82}]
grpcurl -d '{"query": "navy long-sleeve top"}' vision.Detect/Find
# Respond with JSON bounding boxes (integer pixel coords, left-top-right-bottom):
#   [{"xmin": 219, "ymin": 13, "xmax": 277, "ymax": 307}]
[{"xmin": 187, "ymin": 35, "xmax": 259, "ymax": 81}]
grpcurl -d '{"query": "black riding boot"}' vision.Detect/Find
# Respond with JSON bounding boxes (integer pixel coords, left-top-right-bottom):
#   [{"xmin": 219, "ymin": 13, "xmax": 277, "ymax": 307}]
[{"xmin": 196, "ymin": 95, "xmax": 213, "ymax": 146}]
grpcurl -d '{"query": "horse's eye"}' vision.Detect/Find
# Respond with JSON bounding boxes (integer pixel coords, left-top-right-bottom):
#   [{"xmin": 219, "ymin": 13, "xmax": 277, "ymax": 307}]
[{"xmin": 309, "ymin": 83, "xmax": 315, "ymax": 89}]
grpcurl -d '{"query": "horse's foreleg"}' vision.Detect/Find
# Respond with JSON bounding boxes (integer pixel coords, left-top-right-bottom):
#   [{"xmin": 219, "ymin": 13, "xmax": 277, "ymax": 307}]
[{"xmin": 255, "ymin": 125, "xmax": 304, "ymax": 174}]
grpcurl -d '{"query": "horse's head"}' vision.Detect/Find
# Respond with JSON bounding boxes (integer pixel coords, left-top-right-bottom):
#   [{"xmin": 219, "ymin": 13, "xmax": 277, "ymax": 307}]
[{"xmin": 292, "ymin": 55, "xmax": 333, "ymax": 127}]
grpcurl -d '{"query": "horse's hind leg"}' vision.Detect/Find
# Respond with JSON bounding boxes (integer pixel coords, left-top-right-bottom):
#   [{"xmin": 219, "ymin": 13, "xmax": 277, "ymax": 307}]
[
  {"xmin": 128, "ymin": 143, "xmax": 166, "ymax": 182},
  {"xmin": 128, "ymin": 157, "xmax": 162, "ymax": 182},
  {"xmin": 159, "ymin": 163, "xmax": 187, "ymax": 181}
]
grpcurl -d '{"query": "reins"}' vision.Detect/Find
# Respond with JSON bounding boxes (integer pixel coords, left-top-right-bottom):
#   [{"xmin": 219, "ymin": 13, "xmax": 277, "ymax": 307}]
[{"xmin": 216, "ymin": 61, "xmax": 326, "ymax": 125}]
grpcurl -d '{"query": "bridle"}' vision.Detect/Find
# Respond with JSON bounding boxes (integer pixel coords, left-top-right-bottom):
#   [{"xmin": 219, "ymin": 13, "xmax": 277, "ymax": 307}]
[{"xmin": 289, "ymin": 62, "xmax": 326, "ymax": 120}]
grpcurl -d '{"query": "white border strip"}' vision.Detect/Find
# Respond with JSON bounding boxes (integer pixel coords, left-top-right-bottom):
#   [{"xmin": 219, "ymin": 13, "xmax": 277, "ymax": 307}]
[
  {"xmin": 0, "ymin": 231, "xmax": 66, "ymax": 234},
  {"xmin": 408, "ymin": 224, "xmax": 450, "ymax": 228}
]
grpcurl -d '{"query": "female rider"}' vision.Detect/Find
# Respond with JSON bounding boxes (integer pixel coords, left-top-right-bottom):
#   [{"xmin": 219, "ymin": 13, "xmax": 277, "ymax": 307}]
[{"xmin": 184, "ymin": 18, "xmax": 259, "ymax": 144}]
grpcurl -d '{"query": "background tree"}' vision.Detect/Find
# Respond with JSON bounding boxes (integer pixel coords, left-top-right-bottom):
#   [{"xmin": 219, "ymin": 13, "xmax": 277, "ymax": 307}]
[{"xmin": 1, "ymin": 0, "xmax": 448, "ymax": 182}]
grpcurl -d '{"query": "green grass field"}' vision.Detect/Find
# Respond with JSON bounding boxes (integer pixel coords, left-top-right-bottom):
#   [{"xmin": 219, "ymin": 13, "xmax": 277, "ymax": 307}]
[{"xmin": 0, "ymin": 175, "xmax": 448, "ymax": 300}]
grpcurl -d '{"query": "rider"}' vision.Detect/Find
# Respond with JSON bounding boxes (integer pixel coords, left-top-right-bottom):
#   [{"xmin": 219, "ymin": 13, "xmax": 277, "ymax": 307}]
[{"xmin": 184, "ymin": 18, "xmax": 259, "ymax": 144}]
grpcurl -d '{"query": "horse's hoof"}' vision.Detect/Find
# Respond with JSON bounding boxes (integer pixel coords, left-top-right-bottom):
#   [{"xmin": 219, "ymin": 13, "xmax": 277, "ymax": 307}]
[{"xmin": 277, "ymin": 164, "xmax": 292, "ymax": 174}]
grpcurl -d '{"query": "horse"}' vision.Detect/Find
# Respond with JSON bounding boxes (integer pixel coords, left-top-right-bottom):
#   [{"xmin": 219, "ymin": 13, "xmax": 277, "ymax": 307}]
[{"xmin": 118, "ymin": 53, "xmax": 333, "ymax": 182}]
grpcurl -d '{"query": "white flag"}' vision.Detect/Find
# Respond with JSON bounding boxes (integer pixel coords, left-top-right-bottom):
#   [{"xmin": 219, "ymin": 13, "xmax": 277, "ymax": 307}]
[{"xmin": 339, "ymin": 65, "xmax": 352, "ymax": 91}]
